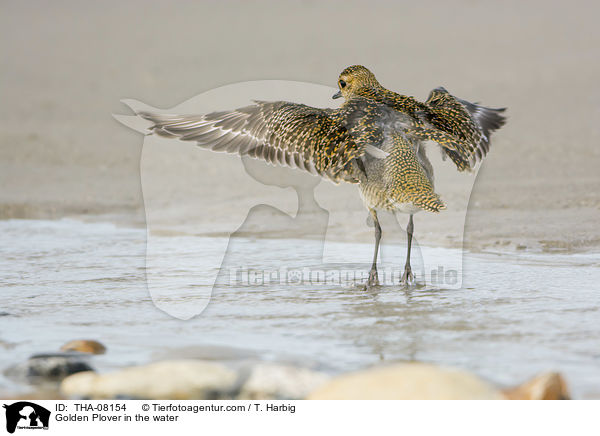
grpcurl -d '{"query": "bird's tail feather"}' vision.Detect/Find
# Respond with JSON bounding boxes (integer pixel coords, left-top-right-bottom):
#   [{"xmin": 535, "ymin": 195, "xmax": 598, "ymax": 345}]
[{"xmin": 386, "ymin": 134, "xmax": 446, "ymax": 213}]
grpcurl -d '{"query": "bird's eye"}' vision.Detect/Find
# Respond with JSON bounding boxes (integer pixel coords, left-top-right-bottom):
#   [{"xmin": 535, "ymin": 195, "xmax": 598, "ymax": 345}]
[{"xmin": 339, "ymin": 79, "xmax": 347, "ymax": 88}]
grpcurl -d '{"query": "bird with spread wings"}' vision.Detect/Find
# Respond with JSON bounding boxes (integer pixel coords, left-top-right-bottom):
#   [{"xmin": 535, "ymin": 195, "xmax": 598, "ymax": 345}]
[{"xmin": 126, "ymin": 65, "xmax": 506, "ymax": 289}]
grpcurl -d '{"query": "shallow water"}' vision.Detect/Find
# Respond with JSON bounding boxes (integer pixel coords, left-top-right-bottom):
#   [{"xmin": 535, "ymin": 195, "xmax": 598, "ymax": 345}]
[{"xmin": 1, "ymin": 219, "xmax": 599, "ymax": 398}]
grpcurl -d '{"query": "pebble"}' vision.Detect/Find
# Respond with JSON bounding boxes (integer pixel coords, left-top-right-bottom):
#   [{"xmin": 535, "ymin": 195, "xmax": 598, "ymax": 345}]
[{"xmin": 60, "ymin": 340, "xmax": 106, "ymax": 355}]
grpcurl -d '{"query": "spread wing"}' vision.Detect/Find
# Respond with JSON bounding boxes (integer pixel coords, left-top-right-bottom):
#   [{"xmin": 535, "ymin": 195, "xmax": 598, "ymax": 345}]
[
  {"xmin": 426, "ymin": 87, "xmax": 506, "ymax": 169},
  {"xmin": 355, "ymin": 87, "xmax": 505, "ymax": 172},
  {"xmin": 137, "ymin": 101, "xmax": 364, "ymax": 183}
]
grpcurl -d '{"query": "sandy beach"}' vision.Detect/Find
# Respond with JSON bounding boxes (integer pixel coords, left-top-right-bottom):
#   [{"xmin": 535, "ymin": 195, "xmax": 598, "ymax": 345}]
[{"xmin": 1, "ymin": 0, "xmax": 599, "ymax": 253}]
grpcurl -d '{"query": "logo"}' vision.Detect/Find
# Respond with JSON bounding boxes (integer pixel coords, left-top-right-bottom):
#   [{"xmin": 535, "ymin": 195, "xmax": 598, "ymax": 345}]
[{"xmin": 2, "ymin": 402, "xmax": 50, "ymax": 434}]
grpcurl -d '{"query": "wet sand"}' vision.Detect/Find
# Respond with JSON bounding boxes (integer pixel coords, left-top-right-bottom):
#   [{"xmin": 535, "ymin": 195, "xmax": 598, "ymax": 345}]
[{"xmin": 1, "ymin": 1, "xmax": 600, "ymax": 252}]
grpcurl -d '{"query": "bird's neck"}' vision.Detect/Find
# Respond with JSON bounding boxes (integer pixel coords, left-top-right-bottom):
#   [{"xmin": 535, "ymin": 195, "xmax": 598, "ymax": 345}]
[{"xmin": 353, "ymin": 85, "xmax": 384, "ymax": 100}]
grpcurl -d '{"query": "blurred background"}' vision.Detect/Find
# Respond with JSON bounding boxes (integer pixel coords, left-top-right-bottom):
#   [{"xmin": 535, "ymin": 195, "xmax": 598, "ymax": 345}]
[{"xmin": 2, "ymin": 0, "xmax": 599, "ymax": 250}]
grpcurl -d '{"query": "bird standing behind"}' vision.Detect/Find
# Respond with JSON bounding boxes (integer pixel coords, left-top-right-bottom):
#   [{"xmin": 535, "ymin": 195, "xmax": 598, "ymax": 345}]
[{"xmin": 130, "ymin": 65, "xmax": 506, "ymax": 289}]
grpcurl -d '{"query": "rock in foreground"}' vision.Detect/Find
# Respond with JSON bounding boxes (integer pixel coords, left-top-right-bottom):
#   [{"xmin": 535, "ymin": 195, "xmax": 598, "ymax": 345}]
[
  {"xmin": 60, "ymin": 360, "xmax": 237, "ymax": 399},
  {"xmin": 308, "ymin": 363, "xmax": 504, "ymax": 400},
  {"xmin": 502, "ymin": 372, "xmax": 570, "ymax": 400},
  {"xmin": 237, "ymin": 363, "xmax": 329, "ymax": 400}
]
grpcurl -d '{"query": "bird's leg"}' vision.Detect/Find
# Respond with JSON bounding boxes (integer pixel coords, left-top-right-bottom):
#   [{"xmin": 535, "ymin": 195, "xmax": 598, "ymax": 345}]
[
  {"xmin": 401, "ymin": 214, "xmax": 415, "ymax": 286},
  {"xmin": 366, "ymin": 209, "xmax": 382, "ymax": 289}
]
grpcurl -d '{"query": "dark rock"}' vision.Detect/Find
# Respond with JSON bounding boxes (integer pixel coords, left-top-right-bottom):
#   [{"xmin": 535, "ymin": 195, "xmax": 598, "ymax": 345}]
[{"xmin": 4, "ymin": 353, "xmax": 94, "ymax": 385}]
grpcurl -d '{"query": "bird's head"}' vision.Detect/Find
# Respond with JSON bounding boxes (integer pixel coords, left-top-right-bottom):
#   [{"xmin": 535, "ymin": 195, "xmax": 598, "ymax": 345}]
[{"xmin": 333, "ymin": 65, "xmax": 381, "ymax": 100}]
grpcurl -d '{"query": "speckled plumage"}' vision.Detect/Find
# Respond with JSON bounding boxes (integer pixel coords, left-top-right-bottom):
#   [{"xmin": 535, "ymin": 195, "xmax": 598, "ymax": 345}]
[
  {"xmin": 336, "ymin": 65, "xmax": 506, "ymax": 172},
  {"xmin": 139, "ymin": 96, "xmax": 446, "ymax": 215},
  {"xmin": 136, "ymin": 65, "xmax": 506, "ymax": 287},
  {"xmin": 140, "ymin": 101, "xmax": 363, "ymax": 184}
]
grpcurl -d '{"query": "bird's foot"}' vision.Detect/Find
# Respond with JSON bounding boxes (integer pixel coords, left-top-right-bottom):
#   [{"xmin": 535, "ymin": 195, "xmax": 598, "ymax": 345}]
[
  {"xmin": 401, "ymin": 265, "xmax": 415, "ymax": 287},
  {"xmin": 364, "ymin": 268, "xmax": 380, "ymax": 291}
]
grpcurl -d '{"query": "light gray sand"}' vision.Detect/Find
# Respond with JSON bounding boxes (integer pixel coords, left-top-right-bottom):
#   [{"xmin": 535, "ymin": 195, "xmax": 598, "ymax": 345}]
[{"xmin": 1, "ymin": 1, "xmax": 599, "ymax": 252}]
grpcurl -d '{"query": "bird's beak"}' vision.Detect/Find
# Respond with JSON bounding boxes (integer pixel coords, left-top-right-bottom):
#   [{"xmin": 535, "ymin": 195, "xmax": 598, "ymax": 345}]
[{"xmin": 332, "ymin": 91, "xmax": 342, "ymax": 99}]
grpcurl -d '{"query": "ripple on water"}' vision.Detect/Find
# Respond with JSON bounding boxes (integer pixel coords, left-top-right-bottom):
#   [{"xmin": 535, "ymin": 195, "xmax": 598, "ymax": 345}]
[{"xmin": 0, "ymin": 218, "xmax": 599, "ymax": 398}]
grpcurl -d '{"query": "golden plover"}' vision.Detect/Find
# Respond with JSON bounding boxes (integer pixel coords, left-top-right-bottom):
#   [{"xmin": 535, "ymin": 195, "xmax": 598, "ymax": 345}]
[
  {"xmin": 134, "ymin": 65, "xmax": 506, "ymax": 288},
  {"xmin": 333, "ymin": 65, "xmax": 506, "ymax": 285}
]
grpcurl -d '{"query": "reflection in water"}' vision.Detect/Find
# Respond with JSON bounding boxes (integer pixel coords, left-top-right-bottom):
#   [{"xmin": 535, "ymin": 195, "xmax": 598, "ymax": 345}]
[{"xmin": 1, "ymin": 219, "xmax": 599, "ymax": 398}]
